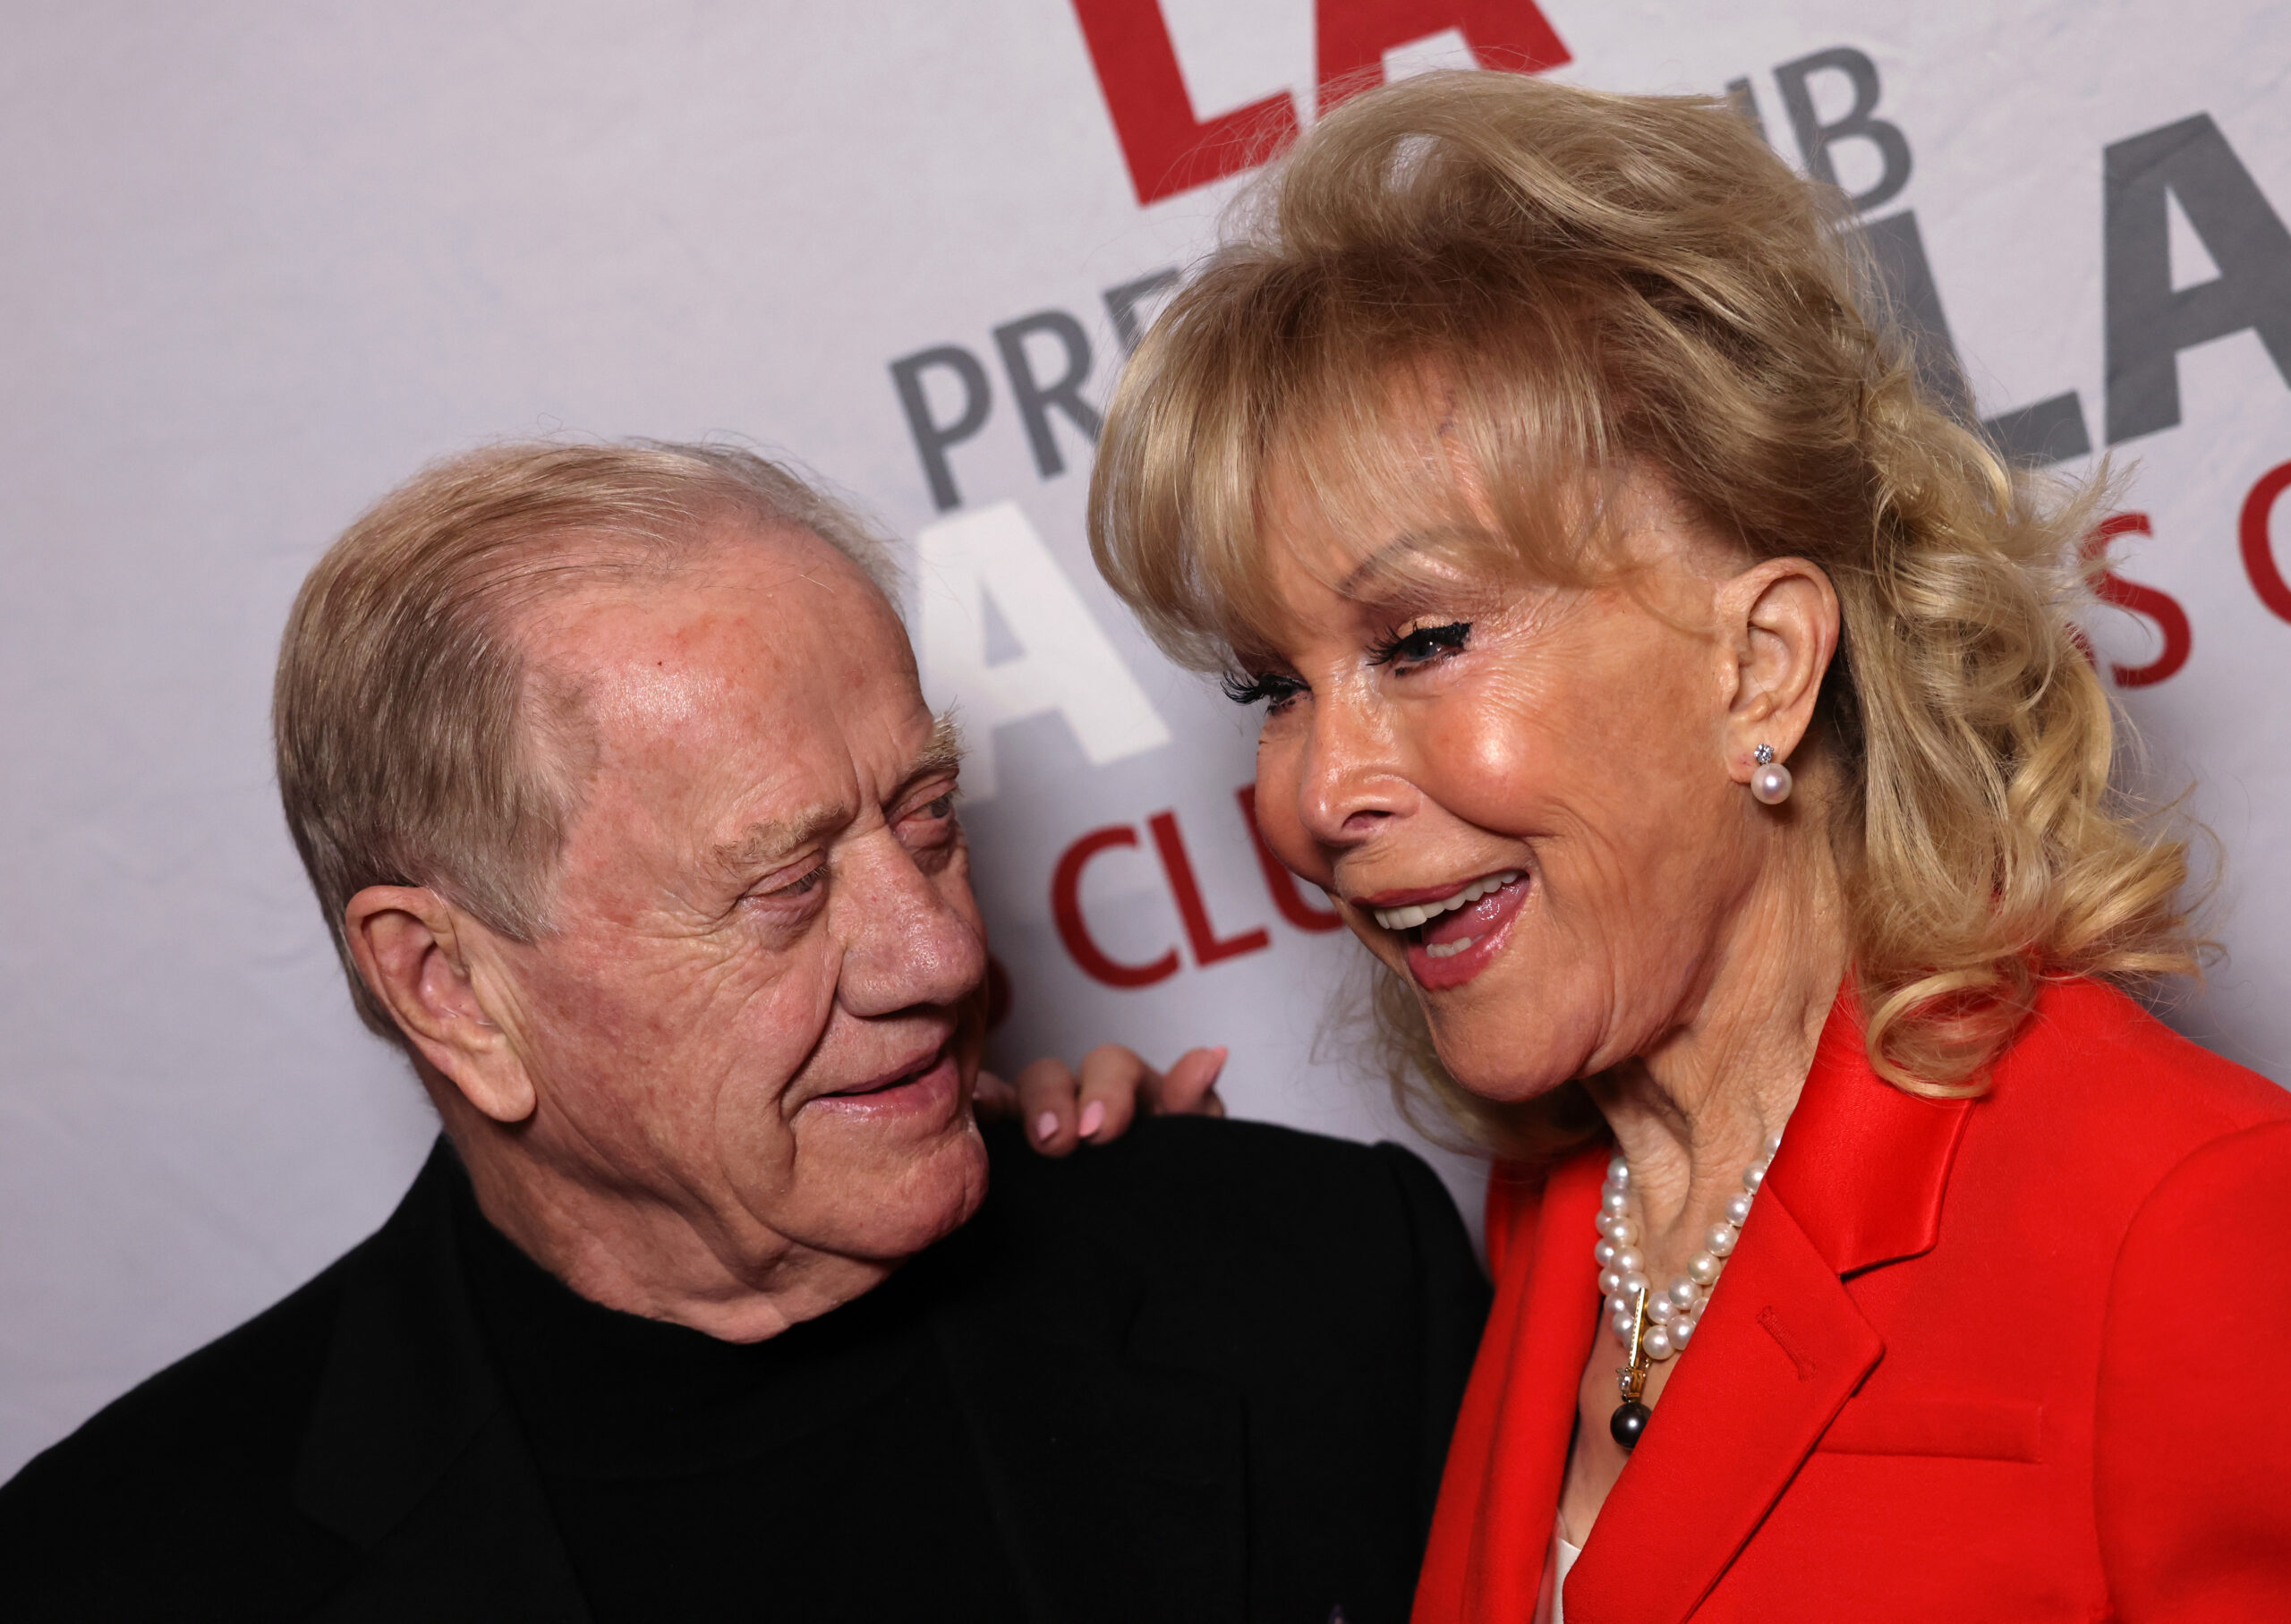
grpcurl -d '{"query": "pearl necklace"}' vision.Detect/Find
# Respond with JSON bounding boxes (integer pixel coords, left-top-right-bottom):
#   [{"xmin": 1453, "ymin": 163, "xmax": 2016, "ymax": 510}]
[{"xmin": 1593, "ymin": 1128, "xmax": 1782, "ymax": 1449}]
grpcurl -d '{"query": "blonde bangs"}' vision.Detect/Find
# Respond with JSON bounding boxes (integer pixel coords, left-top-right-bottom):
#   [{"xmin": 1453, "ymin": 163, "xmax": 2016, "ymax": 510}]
[{"xmin": 1093, "ymin": 227, "xmax": 1639, "ymax": 673}]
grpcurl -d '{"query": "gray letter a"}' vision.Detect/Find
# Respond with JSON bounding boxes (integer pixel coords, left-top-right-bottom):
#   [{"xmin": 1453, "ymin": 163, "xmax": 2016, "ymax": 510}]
[{"xmin": 2105, "ymin": 114, "xmax": 2291, "ymax": 444}]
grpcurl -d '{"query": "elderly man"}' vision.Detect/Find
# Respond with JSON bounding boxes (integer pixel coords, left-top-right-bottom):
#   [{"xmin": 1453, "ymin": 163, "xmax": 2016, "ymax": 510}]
[{"xmin": 0, "ymin": 442, "xmax": 1486, "ymax": 1622}]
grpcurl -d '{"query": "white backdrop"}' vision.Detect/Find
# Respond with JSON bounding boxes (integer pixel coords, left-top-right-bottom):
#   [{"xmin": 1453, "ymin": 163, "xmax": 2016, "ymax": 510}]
[{"xmin": 4, "ymin": 1, "xmax": 2287, "ymax": 1479}]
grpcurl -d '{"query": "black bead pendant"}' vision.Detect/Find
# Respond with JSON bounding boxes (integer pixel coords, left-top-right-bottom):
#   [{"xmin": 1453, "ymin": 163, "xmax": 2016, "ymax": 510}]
[{"xmin": 1610, "ymin": 1399, "xmax": 1651, "ymax": 1450}]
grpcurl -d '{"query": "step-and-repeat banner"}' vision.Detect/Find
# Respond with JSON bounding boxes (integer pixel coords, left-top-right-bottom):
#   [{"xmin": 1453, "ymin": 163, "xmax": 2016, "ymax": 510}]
[{"xmin": 2, "ymin": 1, "xmax": 2286, "ymax": 1475}]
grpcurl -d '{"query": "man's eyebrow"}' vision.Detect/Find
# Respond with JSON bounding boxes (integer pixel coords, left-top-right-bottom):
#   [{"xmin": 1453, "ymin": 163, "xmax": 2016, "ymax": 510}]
[
  {"xmin": 908, "ymin": 710, "xmax": 964, "ymax": 785},
  {"xmin": 705, "ymin": 804, "xmax": 848, "ymax": 882},
  {"xmin": 703, "ymin": 713, "xmax": 964, "ymax": 884}
]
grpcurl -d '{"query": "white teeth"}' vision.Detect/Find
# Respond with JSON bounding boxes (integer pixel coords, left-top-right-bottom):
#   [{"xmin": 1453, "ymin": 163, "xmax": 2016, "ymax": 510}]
[
  {"xmin": 1368, "ymin": 871, "xmax": 1521, "ymax": 932},
  {"xmin": 1423, "ymin": 935, "xmax": 1478, "ymax": 959}
]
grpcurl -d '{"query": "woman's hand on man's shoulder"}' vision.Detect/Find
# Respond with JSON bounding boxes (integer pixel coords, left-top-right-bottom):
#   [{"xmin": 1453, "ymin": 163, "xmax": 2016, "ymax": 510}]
[{"xmin": 975, "ymin": 1044, "xmax": 1229, "ymax": 1157}]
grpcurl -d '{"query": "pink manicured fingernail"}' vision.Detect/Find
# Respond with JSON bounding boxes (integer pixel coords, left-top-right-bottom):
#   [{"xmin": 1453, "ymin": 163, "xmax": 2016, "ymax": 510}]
[
  {"xmin": 1035, "ymin": 1110, "xmax": 1060, "ymax": 1142},
  {"xmin": 1078, "ymin": 1101, "xmax": 1105, "ymax": 1138}
]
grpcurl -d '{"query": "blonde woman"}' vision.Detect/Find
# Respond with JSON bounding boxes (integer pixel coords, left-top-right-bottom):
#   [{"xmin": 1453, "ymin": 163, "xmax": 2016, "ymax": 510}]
[{"xmin": 1081, "ymin": 70, "xmax": 2291, "ymax": 1622}]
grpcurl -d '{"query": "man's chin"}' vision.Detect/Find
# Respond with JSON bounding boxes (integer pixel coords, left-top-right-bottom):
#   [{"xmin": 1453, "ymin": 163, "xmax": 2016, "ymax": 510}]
[{"xmin": 786, "ymin": 1116, "xmax": 991, "ymax": 1265}]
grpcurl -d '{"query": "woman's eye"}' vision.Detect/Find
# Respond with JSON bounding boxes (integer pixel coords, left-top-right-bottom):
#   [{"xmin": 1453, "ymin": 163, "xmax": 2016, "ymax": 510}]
[
  {"xmin": 1367, "ymin": 620, "xmax": 1470, "ymax": 670},
  {"xmin": 1222, "ymin": 670, "xmax": 1307, "ymax": 712}
]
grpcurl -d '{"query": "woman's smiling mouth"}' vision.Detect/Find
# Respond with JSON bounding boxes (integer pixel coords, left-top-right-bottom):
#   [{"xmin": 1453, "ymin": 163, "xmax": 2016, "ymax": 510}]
[
  {"xmin": 1367, "ymin": 871, "xmax": 1521, "ymax": 931},
  {"xmin": 1358, "ymin": 871, "xmax": 1532, "ymax": 991}
]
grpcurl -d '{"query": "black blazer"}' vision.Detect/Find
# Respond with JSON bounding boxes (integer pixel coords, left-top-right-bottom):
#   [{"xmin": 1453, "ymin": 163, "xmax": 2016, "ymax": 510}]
[{"xmin": 2, "ymin": 1117, "xmax": 1487, "ymax": 1623}]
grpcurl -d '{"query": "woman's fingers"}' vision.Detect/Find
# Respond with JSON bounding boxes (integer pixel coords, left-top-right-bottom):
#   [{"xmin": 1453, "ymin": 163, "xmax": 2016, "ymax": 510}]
[
  {"xmin": 1077, "ymin": 1042, "xmax": 1159, "ymax": 1144},
  {"xmin": 1158, "ymin": 1046, "xmax": 1230, "ymax": 1118},
  {"xmin": 1012, "ymin": 1056, "xmax": 1085, "ymax": 1157},
  {"xmin": 1011, "ymin": 1043, "xmax": 1232, "ymax": 1154}
]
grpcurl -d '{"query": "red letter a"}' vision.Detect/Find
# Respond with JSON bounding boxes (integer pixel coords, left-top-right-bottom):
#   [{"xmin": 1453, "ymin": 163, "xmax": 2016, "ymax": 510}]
[
  {"xmin": 1071, "ymin": 0, "xmax": 1302, "ymax": 206},
  {"xmin": 1315, "ymin": 0, "xmax": 1571, "ymax": 113}
]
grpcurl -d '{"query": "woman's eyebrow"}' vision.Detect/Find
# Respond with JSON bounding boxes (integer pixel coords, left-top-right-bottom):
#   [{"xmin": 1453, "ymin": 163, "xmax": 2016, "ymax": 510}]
[
  {"xmin": 1336, "ymin": 536, "xmax": 1427, "ymax": 598},
  {"xmin": 1335, "ymin": 532, "xmax": 1485, "ymax": 603}
]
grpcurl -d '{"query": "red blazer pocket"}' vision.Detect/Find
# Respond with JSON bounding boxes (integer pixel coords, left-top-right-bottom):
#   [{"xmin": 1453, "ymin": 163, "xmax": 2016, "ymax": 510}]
[{"xmin": 1817, "ymin": 1396, "xmax": 2044, "ymax": 1462}]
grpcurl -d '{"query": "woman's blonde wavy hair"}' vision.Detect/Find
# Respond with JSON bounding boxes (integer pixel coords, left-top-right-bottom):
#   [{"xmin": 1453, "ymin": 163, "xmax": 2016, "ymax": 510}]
[{"xmin": 1087, "ymin": 71, "xmax": 2201, "ymax": 1158}]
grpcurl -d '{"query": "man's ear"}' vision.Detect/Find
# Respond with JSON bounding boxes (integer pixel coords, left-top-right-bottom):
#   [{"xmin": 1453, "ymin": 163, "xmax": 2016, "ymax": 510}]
[
  {"xmin": 342, "ymin": 886, "xmax": 537, "ymax": 1124},
  {"xmin": 1716, "ymin": 557, "xmax": 1841, "ymax": 784}
]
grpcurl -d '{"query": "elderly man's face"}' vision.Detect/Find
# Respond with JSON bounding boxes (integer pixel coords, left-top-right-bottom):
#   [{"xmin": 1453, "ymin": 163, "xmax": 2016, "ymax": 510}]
[{"xmin": 485, "ymin": 523, "xmax": 988, "ymax": 1297}]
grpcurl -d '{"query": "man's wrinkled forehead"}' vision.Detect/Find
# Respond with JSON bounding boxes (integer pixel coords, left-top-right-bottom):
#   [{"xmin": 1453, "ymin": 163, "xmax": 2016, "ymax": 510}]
[
  {"xmin": 522, "ymin": 523, "xmax": 927, "ymax": 823},
  {"xmin": 550, "ymin": 523, "xmax": 891, "ymax": 710}
]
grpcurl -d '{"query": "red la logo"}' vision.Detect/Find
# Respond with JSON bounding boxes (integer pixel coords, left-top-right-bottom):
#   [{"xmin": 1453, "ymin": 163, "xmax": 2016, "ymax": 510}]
[{"xmin": 1072, "ymin": 0, "xmax": 1571, "ymax": 204}]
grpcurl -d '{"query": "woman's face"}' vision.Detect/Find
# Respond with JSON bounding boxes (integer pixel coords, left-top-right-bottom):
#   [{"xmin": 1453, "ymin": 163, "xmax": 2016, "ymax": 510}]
[{"xmin": 1245, "ymin": 476, "xmax": 1788, "ymax": 1102}]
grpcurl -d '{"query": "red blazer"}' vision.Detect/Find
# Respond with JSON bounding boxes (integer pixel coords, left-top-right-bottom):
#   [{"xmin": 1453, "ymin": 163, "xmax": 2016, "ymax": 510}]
[{"xmin": 1414, "ymin": 977, "xmax": 2291, "ymax": 1623}]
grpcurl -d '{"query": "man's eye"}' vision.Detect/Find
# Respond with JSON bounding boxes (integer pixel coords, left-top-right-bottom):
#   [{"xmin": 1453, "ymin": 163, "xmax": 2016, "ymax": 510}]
[
  {"xmin": 1222, "ymin": 670, "xmax": 1307, "ymax": 711},
  {"xmin": 766, "ymin": 863, "xmax": 827, "ymax": 898},
  {"xmin": 1366, "ymin": 620, "xmax": 1470, "ymax": 670},
  {"xmin": 900, "ymin": 792, "xmax": 958, "ymax": 829}
]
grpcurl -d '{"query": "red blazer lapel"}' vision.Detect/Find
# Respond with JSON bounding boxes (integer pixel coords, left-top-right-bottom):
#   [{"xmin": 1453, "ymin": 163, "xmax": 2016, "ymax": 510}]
[
  {"xmin": 1768, "ymin": 998, "xmax": 1972, "ymax": 1278},
  {"xmin": 1563, "ymin": 995, "xmax": 1972, "ymax": 1621},
  {"xmin": 1418, "ymin": 994, "xmax": 1979, "ymax": 1624},
  {"xmin": 1412, "ymin": 1146, "xmax": 1606, "ymax": 1624},
  {"xmin": 1564, "ymin": 1191, "xmax": 1883, "ymax": 1624}
]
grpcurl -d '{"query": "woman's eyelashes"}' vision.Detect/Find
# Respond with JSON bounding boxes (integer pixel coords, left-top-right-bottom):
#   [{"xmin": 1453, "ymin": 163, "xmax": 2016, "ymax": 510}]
[
  {"xmin": 1366, "ymin": 617, "xmax": 1471, "ymax": 672},
  {"xmin": 1223, "ymin": 620, "xmax": 1471, "ymax": 712},
  {"xmin": 1222, "ymin": 669, "xmax": 1307, "ymax": 712}
]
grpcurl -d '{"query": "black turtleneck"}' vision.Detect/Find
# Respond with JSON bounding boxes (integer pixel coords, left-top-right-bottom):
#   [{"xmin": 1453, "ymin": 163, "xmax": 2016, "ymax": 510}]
[{"xmin": 449, "ymin": 1168, "xmax": 1025, "ymax": 1623}]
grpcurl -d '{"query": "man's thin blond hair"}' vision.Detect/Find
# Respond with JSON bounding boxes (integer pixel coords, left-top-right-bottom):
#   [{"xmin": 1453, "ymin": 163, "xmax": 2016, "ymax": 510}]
[
  {"xmin": 1088, "ymin": 72, "xmax": 2200, "ymax": 1157},
  {"xmin": 275, "ymin": 440, "xmax": 899, "ymax": 1041}
]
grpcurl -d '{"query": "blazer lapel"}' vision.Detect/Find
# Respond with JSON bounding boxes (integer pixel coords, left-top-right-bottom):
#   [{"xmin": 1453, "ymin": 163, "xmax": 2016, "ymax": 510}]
[
  {"xmin": 1414, "ymin": 1146, "xmax": 1606, "ymax": 1623},
  {"xmin": 1563, "ymin": 1190, "xmax": 1882, "ymax": 1623},
  {"xmin": 294, "ymin": 1142, "xmax": 589, "ymax": 1624},
  {"xmin": 1767, "ymin": 998, "xmax": 1972, "ymax": 1280},
  {"xmin": 1563, "ymin": 993, "xmax": 1971, "ymax": 1623}
]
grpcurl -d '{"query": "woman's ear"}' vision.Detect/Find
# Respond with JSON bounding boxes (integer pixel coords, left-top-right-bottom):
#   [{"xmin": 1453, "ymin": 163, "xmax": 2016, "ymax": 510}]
[
  {"xmin": 341, "ymin": 887, "xmax": 538, "ymax": 1123},
  {"xmin": 1716, "ymin": 557, "xmax": 1841, "ymax": 784}
]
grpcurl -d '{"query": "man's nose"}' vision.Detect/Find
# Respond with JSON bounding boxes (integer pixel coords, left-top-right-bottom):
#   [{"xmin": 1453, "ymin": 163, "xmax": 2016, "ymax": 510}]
[{"xmin": 831, "ymin": 836, "xmax": 987, "ymax": 1019}]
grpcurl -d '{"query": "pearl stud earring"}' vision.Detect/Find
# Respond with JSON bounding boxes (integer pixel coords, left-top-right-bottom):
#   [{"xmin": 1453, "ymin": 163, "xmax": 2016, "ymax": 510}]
[{"xmin": 1750, "ymin": 744, "xmax": 1793, "ymax": 805}]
